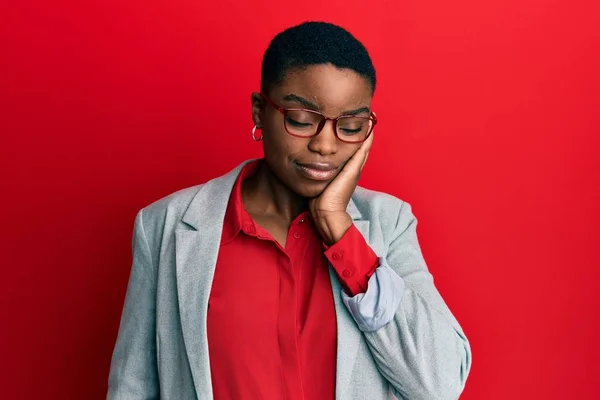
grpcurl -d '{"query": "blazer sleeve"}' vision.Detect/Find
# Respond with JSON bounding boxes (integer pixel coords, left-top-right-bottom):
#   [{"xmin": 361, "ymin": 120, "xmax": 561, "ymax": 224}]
[
  {"xmin": 347, "ymin": 201, "xmax": 472, "ymax": 400},
  {"xmin": 107, "ymin": 209, "xmax": 159, "ymax": 400}
]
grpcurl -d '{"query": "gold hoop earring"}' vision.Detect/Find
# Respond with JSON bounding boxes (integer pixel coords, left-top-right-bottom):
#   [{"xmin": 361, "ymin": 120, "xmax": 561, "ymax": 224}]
[{"xmin": 252, "ymin": 125, "xmax": 263, "ymax": 141}]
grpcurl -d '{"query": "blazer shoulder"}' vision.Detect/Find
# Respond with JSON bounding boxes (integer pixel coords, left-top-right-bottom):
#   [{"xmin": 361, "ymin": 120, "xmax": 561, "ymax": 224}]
[
  {"xmin": 353, "ymin": 186, "xmax": 419, "ymax": 239},
  {"xmin": 133, "ymin": 183, "xmax": 207, "ymax": 240},
  {"xmin": 138, "ymin": 161, "xmax": 248, "ymax": 225},
  {"xmin": 353, "ymin": 185, "xmax": 408, "ymax": 217},
  {"xmin": 143, "ymin": 184, "xmax": 205, "ymax": 218}
]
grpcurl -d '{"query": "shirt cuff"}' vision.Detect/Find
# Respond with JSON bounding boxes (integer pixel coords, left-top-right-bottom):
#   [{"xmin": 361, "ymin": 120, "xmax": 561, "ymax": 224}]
[
  {"xmin": 341, "ymin": 256, "xmax": 405, "ymax": 332},
  {"xmin": 324, "ymin": 224, "xmax": 379, "ymax": 296}
]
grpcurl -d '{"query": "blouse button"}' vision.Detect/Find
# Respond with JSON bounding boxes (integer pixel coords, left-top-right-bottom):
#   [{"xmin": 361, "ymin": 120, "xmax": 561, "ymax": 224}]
[{"xmin": 293, "ymin": 232, "xmax": 301, "ymax": 239}]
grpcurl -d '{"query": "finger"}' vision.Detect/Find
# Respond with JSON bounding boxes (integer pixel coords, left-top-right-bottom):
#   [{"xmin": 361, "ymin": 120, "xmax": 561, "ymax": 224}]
[
  {"xmin": 359, "ymin": 132, "xmax": 374, "ymax": 162},
  {"xmin": 353, "ymin": 132, "xmax": 374, "ymax": 171},
  {"xmin": 359, "ymin": 129, "xmax": 374, "ymax": 152},
  {"xmin": 350, "ymin": 130, "xmax": 374, "ymax": 160},
  {"xmin": 339, "ymin": 132, "xmax": 375, "ymax": 177},
  {"xmin": 361, "ymin": 132, "xmax": 374, "ymax": 164},
  {"xmin": 361, "ymin": 150, "xmax": 370, "ymax": 170}
]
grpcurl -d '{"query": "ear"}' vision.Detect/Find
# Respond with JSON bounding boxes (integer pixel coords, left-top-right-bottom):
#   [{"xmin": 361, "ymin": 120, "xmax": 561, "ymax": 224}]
[{"xmin": 251, "ymin": 92, "xmax": 265, "ymax": 127}]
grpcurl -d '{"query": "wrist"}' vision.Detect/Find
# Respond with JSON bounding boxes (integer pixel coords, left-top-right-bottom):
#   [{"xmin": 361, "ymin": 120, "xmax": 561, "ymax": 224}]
[{"xmin": 314, "ymin": 212, "xmax": 353, "ymax": 245}]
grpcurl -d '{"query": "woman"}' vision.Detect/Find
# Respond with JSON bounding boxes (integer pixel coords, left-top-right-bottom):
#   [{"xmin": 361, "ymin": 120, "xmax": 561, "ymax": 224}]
[{"xmin": 107, "ymin": 21, "xmax": 471, "ymax": 400}]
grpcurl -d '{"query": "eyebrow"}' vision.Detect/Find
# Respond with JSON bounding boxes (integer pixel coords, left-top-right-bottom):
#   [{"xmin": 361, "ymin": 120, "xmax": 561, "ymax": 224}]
[{"xmin": 282, "ymin": 93, "xmax": 371, "ymax": 116}]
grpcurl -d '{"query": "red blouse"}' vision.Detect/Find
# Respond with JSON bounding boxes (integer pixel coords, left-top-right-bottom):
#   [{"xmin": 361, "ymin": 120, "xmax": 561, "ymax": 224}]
[{"xmin": 207, "ymin": 160, "xmax": 378, "ymax": 400}]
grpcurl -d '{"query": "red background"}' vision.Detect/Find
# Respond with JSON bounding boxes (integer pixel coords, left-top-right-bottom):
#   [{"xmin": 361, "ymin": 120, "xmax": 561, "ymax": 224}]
[{"xmin": 1, "ymin": 1, "xmax": 599, "ymax": 399}]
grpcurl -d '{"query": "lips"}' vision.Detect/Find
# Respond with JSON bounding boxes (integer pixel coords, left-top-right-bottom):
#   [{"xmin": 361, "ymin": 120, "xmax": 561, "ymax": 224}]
[{"xmin": 294, "ymin": 162, "xmax": 338, "ymax": 181}]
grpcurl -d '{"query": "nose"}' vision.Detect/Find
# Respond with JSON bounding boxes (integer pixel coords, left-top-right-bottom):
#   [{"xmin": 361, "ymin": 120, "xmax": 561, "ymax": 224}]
[{"xmin": 307, "ymin": 119, "xmax": 338, "ymax": 156}]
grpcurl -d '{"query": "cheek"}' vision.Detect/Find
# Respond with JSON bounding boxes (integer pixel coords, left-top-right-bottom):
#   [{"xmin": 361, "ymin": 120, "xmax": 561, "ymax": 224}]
[
  {"xmin": 262, "ymin": 135, "xmax": 285, "ymax": 161},
  {"xmin": 262, "ymin": 130, "xmax": 304, "ymax": 161},
  {"xmin": 346, "ymin": 147, "xmax": 362, "ymax": 163}
]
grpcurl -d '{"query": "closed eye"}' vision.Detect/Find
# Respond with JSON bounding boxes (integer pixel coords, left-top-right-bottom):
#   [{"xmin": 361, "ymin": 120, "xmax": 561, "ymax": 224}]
[
  {"xmin": 286, "ymin": 116, "xmax": 313, "ymax": 127},
  {"xmin": 340, "ymin": 127, "xmax": 363, "ymax": 135}
]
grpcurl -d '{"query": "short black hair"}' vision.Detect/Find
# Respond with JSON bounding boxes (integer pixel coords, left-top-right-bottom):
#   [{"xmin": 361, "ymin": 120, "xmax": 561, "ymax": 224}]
[{"xmin": 260, "ymin": 21, "xmax": 376, "ymax": 94}]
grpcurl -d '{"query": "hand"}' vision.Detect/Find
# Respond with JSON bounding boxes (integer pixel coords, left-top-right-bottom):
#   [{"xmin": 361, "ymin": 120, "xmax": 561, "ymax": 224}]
[{"xmin": 309, "ymin": 132, "xmax": 374, "ymax": 245}]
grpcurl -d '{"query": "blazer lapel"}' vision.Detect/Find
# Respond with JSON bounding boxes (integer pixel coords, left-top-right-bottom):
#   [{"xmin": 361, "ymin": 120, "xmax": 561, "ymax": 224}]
[
  {"xmin": 331, "ymin": 198, "xmax": 371, "ymax": 400},
  {"xmin": 175, "ymin": 162, "xmax": 248, "ymax": 400}
]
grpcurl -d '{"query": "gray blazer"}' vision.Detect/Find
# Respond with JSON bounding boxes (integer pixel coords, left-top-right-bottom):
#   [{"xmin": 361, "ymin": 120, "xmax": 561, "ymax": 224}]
[{"xmin": 107, "ymin": 161, "xmax": 472, "ymax": 400}]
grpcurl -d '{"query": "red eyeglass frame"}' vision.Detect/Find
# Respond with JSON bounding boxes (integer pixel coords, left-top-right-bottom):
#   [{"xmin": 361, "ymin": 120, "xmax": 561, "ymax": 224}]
[{"xmin": 259, "ymin": 92, "xmax": 377, "ymax": 143}]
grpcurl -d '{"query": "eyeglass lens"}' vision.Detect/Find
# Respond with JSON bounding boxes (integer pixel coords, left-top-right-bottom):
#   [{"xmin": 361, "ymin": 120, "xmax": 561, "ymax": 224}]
[{"xmin": 284, "ymin": 110, "xmax": 373, "ymax": 142}]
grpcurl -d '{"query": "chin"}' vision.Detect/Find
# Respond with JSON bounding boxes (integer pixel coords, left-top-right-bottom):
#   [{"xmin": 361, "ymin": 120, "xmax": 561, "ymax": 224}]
[{"xmin": 292, "ymin": 181, "xmax": 328, "ymax": 199}]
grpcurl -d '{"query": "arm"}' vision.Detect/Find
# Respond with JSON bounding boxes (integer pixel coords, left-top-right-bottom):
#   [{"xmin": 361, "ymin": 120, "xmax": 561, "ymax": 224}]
[
  {"xmin": 339, "ymin": 202, "xmax": 472, "ymax": 400},
  {"xmin": 107, "ymin": 209, "xmax": 159, "ymax": 399},
  {"xmin": 307, "ymin": 133, "xmax": 471, "ymax": 398},
  {"xmin": 324, "ymin": 224, "xmax": 379, "ymax": 296}
]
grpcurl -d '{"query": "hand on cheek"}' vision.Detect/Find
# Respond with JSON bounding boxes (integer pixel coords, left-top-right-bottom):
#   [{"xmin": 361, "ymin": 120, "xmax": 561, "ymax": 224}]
[{"xmin": 309, "ymin": 132, "xmax": 374, "ymax": 245}]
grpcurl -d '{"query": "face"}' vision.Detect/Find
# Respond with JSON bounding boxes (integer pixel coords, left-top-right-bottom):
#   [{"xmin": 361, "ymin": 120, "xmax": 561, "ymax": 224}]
[{"xmin": 251, "ymin": 63, "xmax": 374, "ymax": 198}]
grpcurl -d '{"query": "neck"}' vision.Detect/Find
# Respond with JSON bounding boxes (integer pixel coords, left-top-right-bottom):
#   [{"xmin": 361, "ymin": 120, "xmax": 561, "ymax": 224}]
[{"xmin": 242, "ymin": 160, "xmax": 307, "ymax": 223}]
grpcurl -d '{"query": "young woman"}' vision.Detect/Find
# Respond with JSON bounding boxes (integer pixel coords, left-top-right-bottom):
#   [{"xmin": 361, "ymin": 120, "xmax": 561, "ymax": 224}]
[{"xmin": 107, "ymin": 21, "xmax": 471, "ymax": 400}]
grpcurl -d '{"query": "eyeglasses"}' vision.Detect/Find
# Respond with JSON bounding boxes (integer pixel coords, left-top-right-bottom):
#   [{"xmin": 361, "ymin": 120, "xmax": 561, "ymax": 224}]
[{"xmin": 260, "ymin": 92, "xmax": 377, "ymax": 144}]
